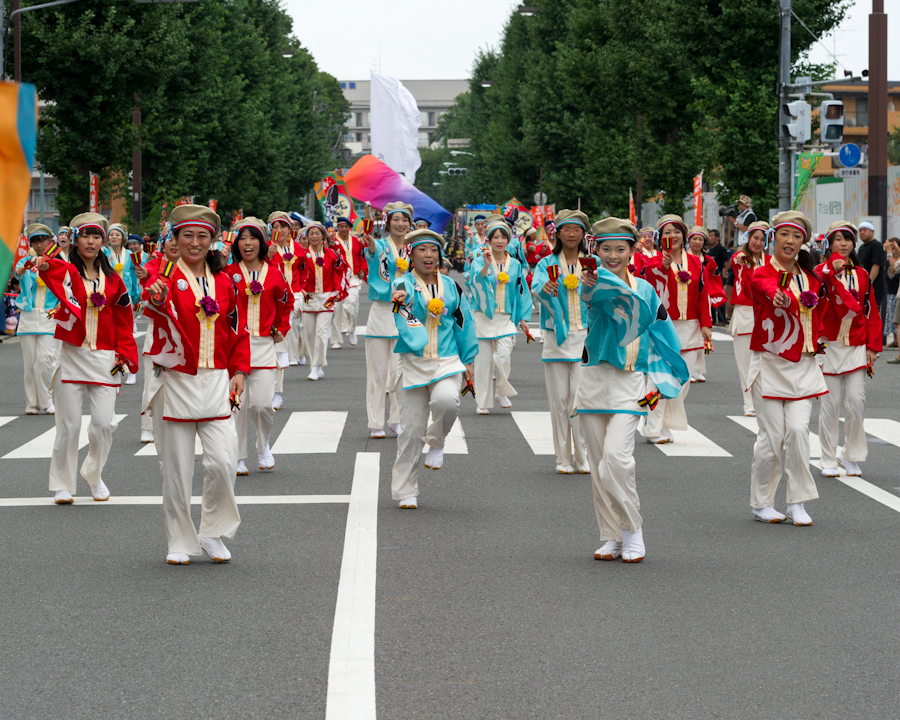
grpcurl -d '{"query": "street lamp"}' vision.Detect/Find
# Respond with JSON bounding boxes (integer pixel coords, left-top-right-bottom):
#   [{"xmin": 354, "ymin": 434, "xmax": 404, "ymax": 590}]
[
  {"xmin": 432, "ymin": 182, "xmax": 442, "ymax": 186},
  {"xmin": 282, "ymin": 50, "xmax": 295, "ymax": 59},
  {"xmin": 442, "ymin": 162, "xmax": 457, "ymax": 167},
  {"xmin": 479, "ymin": 80, "xmax": 494, "ymax": 88},
  {"xmin": 450, "ymin": 151, "xmax": 475, "ymax": 157},
  {"xmin": 517, "ymin": 6, "xmax": 538, "ymax": 15},
  {"xmin": 1, "ymin": 0, "xmax": 201, "ymax": 80}
]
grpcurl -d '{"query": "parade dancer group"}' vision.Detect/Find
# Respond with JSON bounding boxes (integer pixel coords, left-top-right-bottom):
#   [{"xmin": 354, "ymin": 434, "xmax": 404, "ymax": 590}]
[{"xmin": 14, "ymin": 197, "xmax": 884, "ymax": 566}]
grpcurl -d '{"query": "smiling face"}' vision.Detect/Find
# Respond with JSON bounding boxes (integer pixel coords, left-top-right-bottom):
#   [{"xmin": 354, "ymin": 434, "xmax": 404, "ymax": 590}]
[
  {"xmin": 163, "ymin": 236, "xmax": 180, "ymax": 262},
  {"xmin": 660, "ymin": 224, "xmax": 684, "ymax": 250},
  {"xmin": 272, "ymin": 220, "xmax": 292, "ymax": 244},
  {"xmin": 830, "ymin": 229, "xmax": 855, "ymax": 258},
  {"xmin": 74, "ymin": 229, "xmax": 105, "ymax": 262},
  {"xmin": 337, "ymin": 222, "xmax": 351, "ymax": 239},
  {"xmin": 387, "ymin": 213, "xmax": 411, "ymax": 239},
  {"xmin": 597, "ymin": 239, "xmax": 633, "ymax": 278},
  {"xmin": 747, "ymin": 229, "xmax": 765, "ymax": 255},
  {"xmin": 489, "ymin": 228, "xmax": 509, "ymax": 253},
  {"xmin": 176, "ymin": 226, "xmax": 213, "ymax": 267},
  {"xmin": 688, "ymin": 234, "xmax": 706, "ymax": 255},
  {"xmin": 238, "ymin": 228, "xmax": 261, "ymax": 262},
  {"xmin": 773, "ymin": 225, "xmax": 805, "ymax": 265},
  {"xmin": 411, "ymin": 242, "xmax": 439, "ymax": 276}
]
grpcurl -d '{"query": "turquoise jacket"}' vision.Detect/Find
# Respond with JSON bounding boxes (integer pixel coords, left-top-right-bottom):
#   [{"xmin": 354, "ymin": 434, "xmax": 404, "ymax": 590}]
[
  {"xmin": 531, "ymin": 253, "xmax": 598, "ymax": 345},
  {"xmin": 581, "ymin": 274, "xmax": 689, "ymax": 399},
  {"xmin": 102, "ymin": 247, "xmax": 141, "ymax": 305},
  {"xmin": 14, "ymin": 257, "xmax": 59, "ymax": 330},
  {"xmin": 391, "ymin": 274, "xmax": 478, "ymax": 366},
  {"xmin": 467, "ymin": 253, "xmax": 533, "ymax": 327},
  {"xmin": 365, "ymin": 238, "xmax": 405, "ymax": 302}
]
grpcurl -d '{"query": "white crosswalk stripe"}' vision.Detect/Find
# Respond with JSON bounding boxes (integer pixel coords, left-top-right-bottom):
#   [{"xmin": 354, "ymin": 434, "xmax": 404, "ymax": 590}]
[
  {"xmin": 271, "ymin": 411, "xmax": 348, "ymax": 454},
  {"xmin": 511, "ymin": 412, "xmax": 556, "ymax": 455},
  {"xmin": 652, "ymin": 426, "xmax": 732, "ymax": 457},
  {"xmin": 424, "ymin": 418, "xmax": 467, "ymax": 455},
  {"xmin": 727, "ymin": 415, "xmax": 900, "ymax": 514},
  {"xmin": 710, "ymin": 331, "xmax": 733, "ymax": 343},
  {"xmin": 0, "ymin": 494, "xmax": 351, "ymax": 507},
  {"xmin": 728, "ymin": 415, "xmax": 822, "ymax": 458},
  {"xmin": 0, "ymin": 417, "xmax": 16, "ymax": 430},
  {"xmin": 862, "ymin": 419, "xmax": 900, "ymax": 450},
  {"xmin": 2, "ymin": 415, "xmax": 127, "ymax": 459}
]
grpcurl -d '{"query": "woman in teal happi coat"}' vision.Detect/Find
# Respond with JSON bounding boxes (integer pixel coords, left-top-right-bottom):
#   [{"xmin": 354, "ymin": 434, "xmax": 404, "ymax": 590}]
[
  {"xmin": 389, "ymin": 229, "xmax": 477, "ymax": 509},
  {"xmin": 466, "ymin": 218, "xmax": 532, "ymax": 413}
]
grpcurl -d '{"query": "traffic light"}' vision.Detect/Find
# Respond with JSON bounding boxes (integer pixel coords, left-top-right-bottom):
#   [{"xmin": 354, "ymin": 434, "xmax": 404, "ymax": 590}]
[
  {"xmin": 448, "ymin": 168, "xmax": 468, "ymax": 176},
  {"xmin": 819, "ymin": 100, "xmax": 844, "ymax": 144},
  {"xmin": 782, "ymin": 100, "xmax": 811, "ymax": 144}
]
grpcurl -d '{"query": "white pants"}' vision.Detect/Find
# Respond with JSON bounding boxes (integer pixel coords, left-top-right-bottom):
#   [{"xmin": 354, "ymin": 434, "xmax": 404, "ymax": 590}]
[
  {"xmin": 235, "ymin": 368, "xmax": 276, "ymax": 459},
  {"xmin": 582, "ymin": 412, "xmax": 642, "ymax": 540},
  {"xmin": 474, "ymin": 336, "xmax": 515, "ymax": 409},
  {"xmin": 750, "ymin": 381, "xmax": 818, "ymax": 509},
  {"xmin": 734, "ymin": 334, "xmax": 754, "ymax": 414},
  {"xmin": 644, "ymin": 349, "xmax": 696, "ymax": 436},
  {"xmin": 49, "ymin": 376, "xmax": 119, "ymax": 493},
  {"xmin": 21, "ymin": 334, "xmax": 58, "ymax": 412},
  {"xmin": 331, "ymin": 284, "xmax": 361, "ymax": 344},
  {"xmin": 819, "ymin": 370, "xmax": 867, "ymax": 468},
  {"xmin": 694, "ymin": 350, "xmax": 706, "ymax": 375},
  {"xmin": 544, "ymin": 361, "xmax": 586, "ymax": 466},
  {"xmin": 365, "ymin": 337, "xmax": 400, "ymax": 430},
  {"xmin": 301, "ymin": 312, "xmax": 331, "ymax": 367},
  {"xmin": 391, "ymin": 376, "xmax": 460, "ymax": 500},
  {"xmin": 151, "ymin": 390, "xmax": 240, "ymax": 555},
  {"xmin": 285, "ymin": 292, "xmax": 304, "ymax": 363},
  {"xmin": 141, "ymin": 355, "xmax": 155, "ymax": 431}
]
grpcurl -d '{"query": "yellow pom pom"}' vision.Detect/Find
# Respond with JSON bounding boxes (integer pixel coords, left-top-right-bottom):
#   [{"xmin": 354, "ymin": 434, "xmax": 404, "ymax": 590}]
[
  {"xmin": 36, "ymin": 278, "xmax": 46, "ymax": 288},
  {"xmin": 396, "ymin": 257, "xmax": 409, "ymax": 271},
  {"xmin": 114, "ymin": 263, "xmax": 124, "ymax": 273},
  {"xmin": 498, "ymin": 272, "xmax": 510, "ymax": 284},
  {"xmin": 563, "ymin": 274, "xmax": 579, "ymax": 290},
  {"xmin": 427, "ymin": 297, "xmax": 444, "ymax": 315}
]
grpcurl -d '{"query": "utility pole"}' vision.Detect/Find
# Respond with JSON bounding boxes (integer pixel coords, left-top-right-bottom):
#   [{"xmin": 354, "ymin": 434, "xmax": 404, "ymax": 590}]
[
  {"xmin": 777, "ymin": 0, "xmax": 792, "ymax": 211},
  {"xmin": 868, "ymin": 0, "xmax": 887, "ymax": 235},
  {"xmin": 13, "ymin": 0, "xmax": 20, "ymax": 81},
  {"xmin": 132, "ymin": 94, "xmax": 142, "ymax": 225},
  {"xmin": 636, "ymin": 112, "xmax": 643, "ymax": 227}
]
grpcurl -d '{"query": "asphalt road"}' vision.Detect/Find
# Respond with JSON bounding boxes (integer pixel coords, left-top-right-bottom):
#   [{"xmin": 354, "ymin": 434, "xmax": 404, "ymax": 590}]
[{"xmin": 1, "ymin": 284, "xmax": 900, "ymax": 720}]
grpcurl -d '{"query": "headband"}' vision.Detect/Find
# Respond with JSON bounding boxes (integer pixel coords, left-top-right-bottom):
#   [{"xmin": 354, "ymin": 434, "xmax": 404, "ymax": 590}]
[
  {"xmin": 386, "ymin": 208, "xmax": 413, "ymax": 219},
  {"xmin": 172, "ymin": 219, "xmax": 217, "ymax": 234},
  {"xmin": 594, "ymin": 233, "xmax": 636, "ymax": 243},
  {"xmin": 824, "ymin": 226, "xmax": 854, "ymax": 242},
  {"xmin": 556, "ymin": 218, "xmax": 586, "ymax": 230},
  {"xmin": 408, "ymin": 238, "xmax": 442, "ymax": 252},
  {"xmin": 72, "ymin": 223, "xmax": 107, "ymax": 239}
]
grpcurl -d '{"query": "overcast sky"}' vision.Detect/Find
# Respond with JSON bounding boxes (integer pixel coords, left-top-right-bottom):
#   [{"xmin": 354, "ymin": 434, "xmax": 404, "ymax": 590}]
[
  {"xmin": 281, "ymin": 0, "xmax": 517, "ymax": 80},
  {"xmin": 282, "ymin": 0, "xmax": 900, "ymax": 82}
]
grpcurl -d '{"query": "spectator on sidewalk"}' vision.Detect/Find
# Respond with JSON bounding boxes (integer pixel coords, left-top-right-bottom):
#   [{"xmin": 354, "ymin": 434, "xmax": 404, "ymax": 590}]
[
  {"xmin": 883, "ymin": 237, "xmax": 899, "ymax": 348},
  {"xmin": 728, "ymin": 195, "xmax": 756, "ymax": 247},
  {"xmin": 857, "ymin": 221, "xmax": 888, "ymax": 339},
  {"xmin": 706, "ymin": 229, "xmax": 731, "ymax": 325}
]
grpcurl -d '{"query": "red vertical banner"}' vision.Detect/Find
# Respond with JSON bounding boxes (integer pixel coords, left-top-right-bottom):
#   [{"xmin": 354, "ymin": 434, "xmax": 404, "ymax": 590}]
[
  {"xmin": 233, "ymin": 208, "xmax": 243, "ymax": 224},
  {"xmin": 693, "ymin": 172, "xmax": 703, "ymax": 226},
  {"xmin": 628, "ymin": 188, "xmax": 637, "ymax": 225},
  {"xmin": 175, "ymin": 196, "xmax": 194, "ymax": 206},
  {"xmin": 531, "ymin": 205, "xmax": 545, "ymax": 229},
  {"xmin": 14, "ymin": 234, "xmax": 29, "ymax": 266},
  {"xmin": 208, "ymin": 199, "xmax": 218, "ymax": 212},
  {"xmin": 160, "ymin": 202, "xmax": 168, "ymax": 231},
  {"xmin": 89, "ymin": 172, "xmax": 99, "ymax": 213}
]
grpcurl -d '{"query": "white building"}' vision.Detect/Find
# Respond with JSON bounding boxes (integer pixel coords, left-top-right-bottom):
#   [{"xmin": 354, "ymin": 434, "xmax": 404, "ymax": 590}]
[{"xmin": 339, "ymin": 79, "xmax": 469, "ymax": 156}]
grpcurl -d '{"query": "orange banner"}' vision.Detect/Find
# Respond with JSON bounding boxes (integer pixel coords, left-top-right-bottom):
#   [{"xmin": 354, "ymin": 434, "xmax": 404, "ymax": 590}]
[
  {"xmin": 629, "ymin": 189, "xmax": 637, "ymax": 225},
  {"xmin": 89, "ymin": 172, "xmax": 99, "ymax": 213},
  {"xmin": 693, "ymin": 172, "xmax": 703, "ymax": 226}
]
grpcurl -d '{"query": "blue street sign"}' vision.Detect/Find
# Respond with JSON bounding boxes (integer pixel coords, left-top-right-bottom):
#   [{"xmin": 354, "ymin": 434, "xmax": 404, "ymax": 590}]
[{"xmin": 839, "ymin": 143, "xmax": 862, "ymax": 169}]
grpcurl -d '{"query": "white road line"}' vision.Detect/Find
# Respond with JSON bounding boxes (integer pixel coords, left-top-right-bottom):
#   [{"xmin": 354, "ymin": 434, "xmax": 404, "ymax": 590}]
[
  {"xmin": 809, "ymin": 459, "xmax": 900, "ymax": 513},
  {"xmin": 711, "ymin": 331, "xmax": 733, "ymax": 342},
  {"xmin": 863, "ymin": 419, "xmax": 900, "ymax": 450},
  {"xmin": 326, "ymin": 451, "xmax": 379, "ymax": 720},
  {"xmin": 0, "ymin": 494, "xmax": 351, "ymax": 507},
  {"xmin": 136, "ymin": 435, "xmax": 202, "ymax": 456},
  {"xmin": 271, "ymin": 411, "xmax": 348, "ymax": 454},
  {"xmin": 727, "ymin": 415, "xmax": 822, "ymax": 458},
  {"xmin": 727, "ymin": 415, "xmax": 900, "ymax": 513},
  {"xmin": 134, "ymin": 331, "xmax": 146, "ymax": 339},
  {"xmin": 424, "ymin": 418, "xmax": 467, "ymax": 454},
  {"xmin": 653, "ymin": 426, "xmax": 732, "ymax": 457},
  {"xmin": 2, "ymin": 414, "xmax": 127, "ymax": 459},
  {"xmin": 0, "ymin": 416, "xmax": 16, "ymax": 429},
  {"xmin": 511, "ymin": 411, "xmax": 556, "ymax": 455}
]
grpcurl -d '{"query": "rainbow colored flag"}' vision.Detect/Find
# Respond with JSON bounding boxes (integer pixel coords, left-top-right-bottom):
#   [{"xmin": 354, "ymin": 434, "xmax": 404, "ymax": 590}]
[
  {"xmin": 0, "ymin": 82, "xmax": 37, "ymax": 295},
  {"xmin": 344, "ymin": 155, "xmax": 452, "ymax": 233}
]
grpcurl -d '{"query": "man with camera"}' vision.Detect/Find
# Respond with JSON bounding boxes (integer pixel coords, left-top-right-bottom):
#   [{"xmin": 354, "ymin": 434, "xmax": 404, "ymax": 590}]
[{"xmin": 727, "ymin": 194, "xmax": 756, "ymax": 247}]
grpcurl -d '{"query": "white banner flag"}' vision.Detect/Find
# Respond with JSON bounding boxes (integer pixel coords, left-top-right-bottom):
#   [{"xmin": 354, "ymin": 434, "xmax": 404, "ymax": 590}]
[{"xmin": 369, "ymin": 72, "xmax": 422, "ymax": 184}]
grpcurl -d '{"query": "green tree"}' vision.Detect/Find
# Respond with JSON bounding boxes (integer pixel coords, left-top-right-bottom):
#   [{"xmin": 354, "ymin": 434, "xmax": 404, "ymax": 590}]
[{"xmin": 19, "ymin": 0, "xmax": 347, "ymax": 226}]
